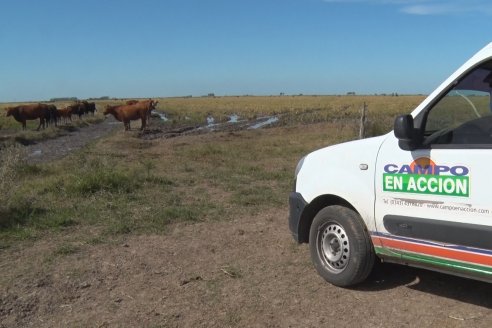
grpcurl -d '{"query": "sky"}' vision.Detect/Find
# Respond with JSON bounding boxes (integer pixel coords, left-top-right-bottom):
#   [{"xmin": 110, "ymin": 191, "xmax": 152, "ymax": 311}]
[{"xmin": 0, "ymin": 0, "xmax": 491, "ymax": 101}]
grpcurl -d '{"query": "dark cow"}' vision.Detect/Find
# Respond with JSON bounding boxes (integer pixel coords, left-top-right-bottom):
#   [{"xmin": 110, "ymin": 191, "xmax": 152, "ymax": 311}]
[
  {"xmin": 57, "ymin": 107, "xmax": 73, "ymax": 124},
  {"xmin": 86, "ymin": 102, "xmax": 96, "ymax": 115},
  {"xmin": 46, "ymin": 104, "xmax": 59, "ymax": 127},
  {"xmin": 78, "ymin": 100, "xmax": 96, "ymax": 116},
  {"xmin": 66, "ymin": 103, "xmax": 84, "ymax": 119}
]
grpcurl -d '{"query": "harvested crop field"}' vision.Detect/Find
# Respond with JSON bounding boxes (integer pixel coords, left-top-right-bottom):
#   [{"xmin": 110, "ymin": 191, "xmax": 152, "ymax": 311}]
[{"xmin": 1, "ymin": 96, "xmax": 491, "ymax": 327}]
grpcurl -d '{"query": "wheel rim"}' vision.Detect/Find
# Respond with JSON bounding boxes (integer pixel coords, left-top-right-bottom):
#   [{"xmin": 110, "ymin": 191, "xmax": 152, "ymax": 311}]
[{"xmin": 317, "ymin": 222, "xmax": 350, "ymax": 273}]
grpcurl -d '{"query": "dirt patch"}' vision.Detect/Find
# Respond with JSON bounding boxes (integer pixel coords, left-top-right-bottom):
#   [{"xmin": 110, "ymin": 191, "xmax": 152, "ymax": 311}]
[{"xmin": 1, "ymin": 209, "xmax": 492, "ymax": 327}]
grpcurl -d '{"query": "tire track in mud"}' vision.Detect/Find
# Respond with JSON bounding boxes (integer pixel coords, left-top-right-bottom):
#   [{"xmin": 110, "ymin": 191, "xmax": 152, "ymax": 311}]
[
  {"xmin": 25, "ymin": 117, "xmax": 120, "ymax": 163},
  {"xmin": 24, "ymin": 113, "xmax": 281, "ymax": 163}
]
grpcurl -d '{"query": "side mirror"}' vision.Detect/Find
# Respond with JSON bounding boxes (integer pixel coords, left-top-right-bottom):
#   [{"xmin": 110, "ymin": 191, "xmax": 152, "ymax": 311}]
[{"xmin": 394, "ymin": 114, "xmax": 418, "ymax": 151}]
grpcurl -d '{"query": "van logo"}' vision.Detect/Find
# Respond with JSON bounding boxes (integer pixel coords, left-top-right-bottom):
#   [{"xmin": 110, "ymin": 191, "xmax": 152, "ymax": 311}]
[{"xmin": 383, "ymin": 157, "xmax": 469, "ymax": 197}]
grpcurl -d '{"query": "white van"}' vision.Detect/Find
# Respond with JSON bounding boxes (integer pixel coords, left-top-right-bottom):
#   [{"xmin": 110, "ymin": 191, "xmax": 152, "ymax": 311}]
[{"xmin": 289, "ymin": 43, "xmax": 492, "ymax": 287}]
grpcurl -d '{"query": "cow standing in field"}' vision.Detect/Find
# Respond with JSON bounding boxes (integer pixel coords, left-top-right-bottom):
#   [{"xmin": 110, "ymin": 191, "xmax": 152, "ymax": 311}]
[
  {"xmin": 103, "ymin": 99, "xmax": 156, "ymax": 131},
  {"xmin": 125, "ymin": 99, "xmax": 158, "ymax": 120},
  {"xmin": 46, "ymin": 104, "xmax": 59, "ymax": 127},
  {"xmin": 79, "ymin": 100, "xmax": 96, "ymax": 116},
  {"xmin": 4, "ymin": 103, "xmax": 51, "ymax": 130},
  {"xmin": 86, "ymin": 102, "xmax": 96, "ymax": 115},
  {"xmin": 57, "ymin": 107, "xmax": 73, "ymax": 124},
  {"xmin": 66, "ymin": 103, "xmax": 84, "ymax": 119}
]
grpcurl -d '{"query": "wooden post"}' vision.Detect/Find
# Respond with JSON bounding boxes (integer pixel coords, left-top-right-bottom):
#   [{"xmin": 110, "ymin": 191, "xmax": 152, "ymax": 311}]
[{"xmin": 359, "ymin": 102, "xmax": 367, "ymax": 139}]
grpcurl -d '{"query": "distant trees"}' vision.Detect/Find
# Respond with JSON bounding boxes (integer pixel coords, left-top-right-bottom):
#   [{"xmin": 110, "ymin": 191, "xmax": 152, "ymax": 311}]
[
  {"xmin": 50, "ymin": 97, "xmax": 78, "ymax": 102},
  {"xmin": 49, "ymin": 96, "xmax": 111, "ymax": 102},
  {"xmin": 88, "ymin": 96, "xmax": 110, "ymax": 100}
]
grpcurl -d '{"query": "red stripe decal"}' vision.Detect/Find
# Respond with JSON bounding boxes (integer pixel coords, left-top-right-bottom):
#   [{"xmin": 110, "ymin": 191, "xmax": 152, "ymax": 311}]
[
  {"xmin": 376, "ymin": 236, "xmax": 492, "ymax": 267},
  {"xmin": 371, "ymin": 236, "xmax": 384, "ymax": 247}
]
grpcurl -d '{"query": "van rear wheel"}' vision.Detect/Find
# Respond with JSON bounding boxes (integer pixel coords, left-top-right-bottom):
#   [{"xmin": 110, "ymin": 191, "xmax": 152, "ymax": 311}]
[{"xmin": 309, "ymin": 205, "xmax": 374, "ymax": 287}]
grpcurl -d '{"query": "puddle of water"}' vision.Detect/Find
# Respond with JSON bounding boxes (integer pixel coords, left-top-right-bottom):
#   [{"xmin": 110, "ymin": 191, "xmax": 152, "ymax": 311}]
[
  {"xmin": 206, "ymin": 116, "xmax": 215, "ymax": 126},
  {"xmin": 152, "ymin": 110, "xmax": 168, "ymax": 121},
  {"xmin": 228, "ymin": 114, "xmax": 239, "ymax": 123},
  {"xmin": 248, "ymin": 116, "xmax": 279, "ymax": 129}
]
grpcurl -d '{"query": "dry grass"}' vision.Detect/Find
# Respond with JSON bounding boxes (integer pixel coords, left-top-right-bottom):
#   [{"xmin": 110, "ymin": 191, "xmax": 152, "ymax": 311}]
[
  {"xmin": 0, "ymin": 146, "xmax": 25, "ymax": 209},
  {"xmin": 146, "ymin": 95, "xmax": 424, "ymax": 138},
  {"xmin": 0, "ymin": 95, "xmax": 424, "ymax": 144},
  {"xmin": 0, "ymin": 95, "xmax": 425, "ymax": 247}
]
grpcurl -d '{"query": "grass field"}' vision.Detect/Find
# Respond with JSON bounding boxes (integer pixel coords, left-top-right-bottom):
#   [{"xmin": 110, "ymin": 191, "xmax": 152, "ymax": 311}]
[
  {"xmin": 0, "ymin": 95, "xmax": 425, "ymax": 247},
  {"xmin": 157, "ymin": 95, "xmax": 424, "ymax": 133},
  {"xmin": 0, "ymin": 95, "xmax": 424, "ymax": 139}
]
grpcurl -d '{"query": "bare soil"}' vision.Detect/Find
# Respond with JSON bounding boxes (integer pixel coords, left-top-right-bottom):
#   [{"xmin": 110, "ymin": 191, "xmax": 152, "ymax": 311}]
[{"xmin": 1, "ymin": 118, "xmax": 492, "ymax": 327}]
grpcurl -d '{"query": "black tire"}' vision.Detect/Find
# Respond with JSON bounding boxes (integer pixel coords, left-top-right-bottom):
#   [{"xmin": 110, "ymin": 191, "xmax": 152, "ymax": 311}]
[{"xmin": 309, "ymin": 205, "xmax": 375, "ymax": 287}]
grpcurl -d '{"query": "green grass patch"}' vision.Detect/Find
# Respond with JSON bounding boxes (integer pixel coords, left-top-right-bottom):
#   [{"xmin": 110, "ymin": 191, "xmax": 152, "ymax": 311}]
[{"xmin": 70, "ymin": 168, "xmax": 138, "ymax": 194}]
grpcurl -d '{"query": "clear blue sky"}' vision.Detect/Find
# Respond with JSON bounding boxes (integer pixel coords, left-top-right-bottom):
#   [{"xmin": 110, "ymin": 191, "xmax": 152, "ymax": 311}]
[{"xmin": 1, "ymin": 0, "xmax": 491, "ymax": 101}]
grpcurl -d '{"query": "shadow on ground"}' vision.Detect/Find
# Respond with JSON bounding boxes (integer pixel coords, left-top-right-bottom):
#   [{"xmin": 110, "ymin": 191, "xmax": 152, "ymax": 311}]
[{"xmin": 357, "ymin": 262, "xmax": 492, "ymax": 308}]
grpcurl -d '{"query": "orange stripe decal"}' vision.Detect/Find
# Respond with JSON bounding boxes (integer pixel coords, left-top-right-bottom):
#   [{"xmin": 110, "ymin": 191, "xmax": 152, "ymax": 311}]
[{"xmin": 378, "ymin": 237, "xmax": 492, "ymax": 267}]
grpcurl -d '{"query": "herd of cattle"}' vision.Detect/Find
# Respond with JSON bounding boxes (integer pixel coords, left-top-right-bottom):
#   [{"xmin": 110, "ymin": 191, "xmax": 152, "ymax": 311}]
[{"xmin": 3, "ymin": 99, "xmax": 158, "ymax": 131}]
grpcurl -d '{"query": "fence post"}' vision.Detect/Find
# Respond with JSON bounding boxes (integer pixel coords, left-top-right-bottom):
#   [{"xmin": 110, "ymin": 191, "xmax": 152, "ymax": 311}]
[{"xmin": 359, "ymin": 102, "xmax": 367, "ymax": 139}]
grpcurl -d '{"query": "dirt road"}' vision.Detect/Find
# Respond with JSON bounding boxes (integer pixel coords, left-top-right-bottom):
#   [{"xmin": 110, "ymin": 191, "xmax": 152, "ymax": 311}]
[{"xmin": 24, "ymin": 117, "xmax": 119, "ymax": 163}]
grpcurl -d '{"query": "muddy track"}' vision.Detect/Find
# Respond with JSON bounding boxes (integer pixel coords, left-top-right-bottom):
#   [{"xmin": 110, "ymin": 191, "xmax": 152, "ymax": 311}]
[
  {"xmin": 23, "ymin": 113, "xmax": 282, "ymax": 163},
  {"xmin": 24, "ymin": 117, "xmax": 120, "ymax": 163}
]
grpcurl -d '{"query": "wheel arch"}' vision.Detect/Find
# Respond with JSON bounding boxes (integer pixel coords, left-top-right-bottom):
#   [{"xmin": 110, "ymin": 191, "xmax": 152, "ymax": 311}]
[{"xmin": 298, "ymin": 194, "xmax": 358, "ymax": 244}]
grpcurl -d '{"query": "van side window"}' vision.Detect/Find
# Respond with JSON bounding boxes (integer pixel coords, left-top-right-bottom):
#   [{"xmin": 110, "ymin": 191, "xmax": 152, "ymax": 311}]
[{"xmin": 423, "ymin": 62, "xmax": 492, "ymax": 147}]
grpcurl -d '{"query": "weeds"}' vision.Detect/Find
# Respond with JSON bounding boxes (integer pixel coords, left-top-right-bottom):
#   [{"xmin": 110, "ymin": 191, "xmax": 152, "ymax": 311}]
[
  {"xmin": 0, "ymin": 146, "xmax": 24, "ymax": 203},
  {"xmin": 0, "ymin": 146, "xmax": 39, "ymax": 230},
  {"xmin": 69, "ymin": 158, "xmax": 140, "ymax": 194}
]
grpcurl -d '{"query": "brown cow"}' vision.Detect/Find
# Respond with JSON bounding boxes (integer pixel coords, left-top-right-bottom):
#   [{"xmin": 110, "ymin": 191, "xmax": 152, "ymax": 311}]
[
  {"xmin": 130, "ymin": 99, "xmax": 158, "ymax": 120},
  {"xmin": 125, "ymin": 99, "xmax": 158, "ymax": 117},
  {"xmin": 103, "ymin": 101, "xmax": 154, "ymax": 131},
  {"xmin": 5, "ymin": 103, "xmax": 51, "ymax": 130},
  {"xmin": 138, "ymin": 99, "xmax": 158, "ymax": 121},
  {"xmin": 57, "ymin": 107, "xmax": 73, "ymax": 124}
]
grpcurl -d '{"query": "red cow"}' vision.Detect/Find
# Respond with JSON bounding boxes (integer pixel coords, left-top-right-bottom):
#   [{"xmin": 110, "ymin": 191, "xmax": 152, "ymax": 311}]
[
  {"xmin": 103, "ymin": 101, "xmax": 153, "ymax": 131},
  {"xmin": 5, "ymin": 103, "xmax": 51, "ymax": 130},
  {"xmin": 125, "ymin": 99, "xmax": 158, "ymax": 119}
]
